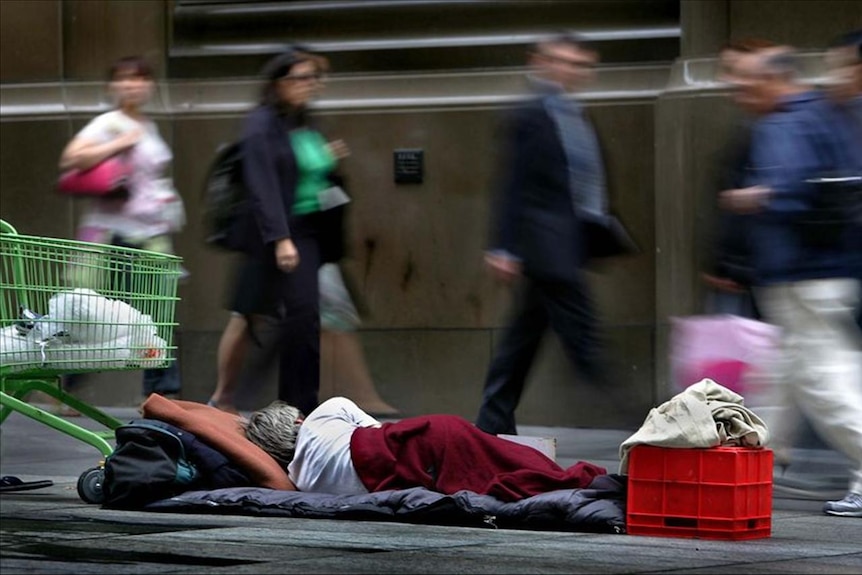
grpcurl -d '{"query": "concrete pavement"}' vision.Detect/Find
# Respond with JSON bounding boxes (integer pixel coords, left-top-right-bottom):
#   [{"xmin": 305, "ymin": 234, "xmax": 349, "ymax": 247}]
[{"xmin": 1, "ymin": 405, "xmax": 861, "ymax": 574}]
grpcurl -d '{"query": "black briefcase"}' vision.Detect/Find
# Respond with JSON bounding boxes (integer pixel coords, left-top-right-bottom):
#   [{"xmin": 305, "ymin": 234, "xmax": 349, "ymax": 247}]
[
  {"xmin": 583, "ymin": 213, "xmax": 640, "ymax": 259},
  {"xmin": 797, "ymin": 175, "xmax": 862, "ymax": 248}
]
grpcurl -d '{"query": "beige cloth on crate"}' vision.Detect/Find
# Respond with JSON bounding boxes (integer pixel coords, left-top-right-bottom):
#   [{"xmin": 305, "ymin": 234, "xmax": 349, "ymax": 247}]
[{"xmin": 618, "ymin": 378, "xmax": 769, "ymax": 474}]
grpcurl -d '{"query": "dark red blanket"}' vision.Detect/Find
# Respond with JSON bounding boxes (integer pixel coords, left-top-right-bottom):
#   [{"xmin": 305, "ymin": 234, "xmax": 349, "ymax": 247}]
[{"xmin": 350, "ymin": 415, "xmax": 606, "ymax": 502}]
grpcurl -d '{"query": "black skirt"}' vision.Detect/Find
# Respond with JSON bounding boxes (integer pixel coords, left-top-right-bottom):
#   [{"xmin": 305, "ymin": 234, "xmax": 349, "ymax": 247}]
[
  {"xmin": 228, "ymin": 210, "xmax": 337, "ymax": 316},
  {"xmin": 228, "ymin": 254, "xmax": 282, "ymax": 317}
]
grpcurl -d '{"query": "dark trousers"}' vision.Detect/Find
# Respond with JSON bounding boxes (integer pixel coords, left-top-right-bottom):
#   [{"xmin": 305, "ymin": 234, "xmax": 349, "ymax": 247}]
[
  {"xmin": 142, "ymin": 360, "xmax": 181, "ymax": 396},
  {"xmin": 274, "ymin": 215, "xmax": 324, "ymax": 417},
  {"xmin": 63, "ymin": 348, "xmax": 180, "ymax": 397},
  {"xmin": 704, "ymin": 287, "xmax": 760, "ymax": 319},
  {"xmin": 111, "ymin": 235, "xmax": 182, "ymax": 397},
  {"xmin": 64, "ymin": 234, "xmax": 181, "ymax": 397},
  {"xmin": 476, "ymin": 274, "xmax": 601, "ymax": 435}
]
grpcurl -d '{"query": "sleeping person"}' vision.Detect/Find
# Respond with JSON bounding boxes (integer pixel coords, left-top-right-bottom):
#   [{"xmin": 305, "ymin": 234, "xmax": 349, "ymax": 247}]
[{"xmin": 243, "ymin": 396, "xmax": 606, "ymax": 502}]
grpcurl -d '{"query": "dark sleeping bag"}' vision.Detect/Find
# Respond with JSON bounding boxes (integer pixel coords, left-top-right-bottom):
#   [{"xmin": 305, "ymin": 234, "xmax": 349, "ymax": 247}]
[{"xmin": 144, "ymin": 473, "xmax": 627, "ymax": 534}]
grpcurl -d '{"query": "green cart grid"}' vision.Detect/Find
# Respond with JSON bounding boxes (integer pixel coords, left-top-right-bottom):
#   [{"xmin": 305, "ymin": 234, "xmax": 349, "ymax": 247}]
[{"xmin": 0, "ymin": 219, "xmax": 182, "ymax": 458}]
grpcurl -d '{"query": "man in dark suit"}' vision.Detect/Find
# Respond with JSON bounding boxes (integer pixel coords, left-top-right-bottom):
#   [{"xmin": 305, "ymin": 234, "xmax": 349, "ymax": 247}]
[{"xmin": 476, "ymin": 33, "xmax": 610, "ymax": 436}]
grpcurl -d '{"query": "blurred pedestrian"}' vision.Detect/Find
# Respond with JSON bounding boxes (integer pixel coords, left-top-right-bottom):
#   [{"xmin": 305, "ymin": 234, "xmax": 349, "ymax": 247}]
[
  {"xmin": 214, "ymin": 47, "xmax": 349, "ymax": 417},
  {"xmin": 475, "ymin": 32, "xmax": 616, "ymax": 436},
  {"xmin": 701, "ymin": 39, "xmax": 776, "ymax": 318},
  {"xmin": 207, "ymin": 264, "xmax": 399, "ymax": 417},
  {"xmin": 720, "ymin": 47, "xmax": 862, "ymax": 517},
  {"xmin": 317, "ymin": 263, "xmax": 399, "ymax": 416},
  {"xmin": 823, "ymin": 29, "xmax": 862, "ymax": 330},
  {"xmin": 824, "ymin": 29, "xmax": 862, "ymax": 127},
  {"xmin": 58, "ymin": 55, "xmax": 185, "ymax": 403}
]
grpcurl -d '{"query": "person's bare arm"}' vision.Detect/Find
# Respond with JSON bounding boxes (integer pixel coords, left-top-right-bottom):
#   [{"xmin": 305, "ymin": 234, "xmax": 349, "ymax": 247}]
[
  {"xmin": 58, "ymin": 128, "xmax": 142, "ymax": 171},
  {"xmin": 485, "ymin": 250, "xmax": 522, "ymax": 284},
  {"xmin": 326, "ymin": 139, "xmax": 350, "ymax": 160},
  {"xmin": 718, "ymin": 185, "xmax": 772, "ymax": 214},
  {"xmin": 701, "ymin": 272, "xmax": 746, "ymax": 293}
]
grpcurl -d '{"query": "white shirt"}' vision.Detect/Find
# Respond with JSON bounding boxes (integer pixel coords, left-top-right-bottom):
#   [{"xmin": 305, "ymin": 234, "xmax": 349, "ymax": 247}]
[
  {"xmin": 287, "ymin": 397, "xmax": 380, "ymax": 494},
  {"xmin": 75, "ymin": 110, "xmax": 184, "ymax": 241}
]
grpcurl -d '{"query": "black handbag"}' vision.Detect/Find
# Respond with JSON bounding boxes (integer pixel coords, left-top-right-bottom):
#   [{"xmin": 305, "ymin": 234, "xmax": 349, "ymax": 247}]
[
  {"xmin": 583, "ymin": 213, "xmax": 639, "ymax": 260},
  {"xmin": 796, "ymin": 174, "xmax": 862, "ymax": 248},
  {"xmin": 793, "ymin": 105, "xmax": 862, "ymax": 249}
]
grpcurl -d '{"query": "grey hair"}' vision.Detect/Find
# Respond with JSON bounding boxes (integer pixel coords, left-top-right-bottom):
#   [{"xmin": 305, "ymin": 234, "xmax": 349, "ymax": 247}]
[{"xmin": 242, "ymin": 401, "xmax": 304, "ymax": 467}]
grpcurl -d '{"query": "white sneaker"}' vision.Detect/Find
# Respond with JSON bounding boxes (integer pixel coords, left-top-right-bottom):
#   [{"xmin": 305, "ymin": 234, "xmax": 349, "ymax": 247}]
[{"xmin": 822, "ymin": 492, "xmax": 862, "ymax": 518}]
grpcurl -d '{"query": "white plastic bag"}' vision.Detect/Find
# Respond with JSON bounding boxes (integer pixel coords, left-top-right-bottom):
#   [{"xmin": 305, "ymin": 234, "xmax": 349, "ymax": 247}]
[
  {"xmin": 0, "ymin": 325, "xmax": 131, "ymax": 371},
  {"xmin": 5, "ymin": 288, "xmax": 170, "ymax": 371},
  {"xmin": 0, "ymin": 326, "xmax": 40, "ymax": 372},
  {"xmin": 36, "ymin": 288, "xmax": 146, "ymax": 344},
  {"xmin": 319, "ymin": 264, "xmax": 360, "ymax": 332}
]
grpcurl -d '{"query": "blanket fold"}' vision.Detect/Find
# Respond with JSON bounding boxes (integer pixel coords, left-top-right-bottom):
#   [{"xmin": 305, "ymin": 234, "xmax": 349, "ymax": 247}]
[
  {"xmin": 350, "ymin": 414, "xmax": 606, "ymax": 502},
  {"xmin": 618, "ymin": 378, "xmax": 769, "ymax": 474}
]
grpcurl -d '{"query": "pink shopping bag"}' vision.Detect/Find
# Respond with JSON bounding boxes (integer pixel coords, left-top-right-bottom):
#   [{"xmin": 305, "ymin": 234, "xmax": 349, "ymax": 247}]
[{"xmin": 669, "ymin": 314, "xmax": 781, "ymax": 402}]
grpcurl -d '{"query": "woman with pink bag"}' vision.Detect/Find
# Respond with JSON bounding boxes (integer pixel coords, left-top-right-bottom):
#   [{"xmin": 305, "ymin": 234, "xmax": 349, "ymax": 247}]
[{"xmin": 57, "ymin": 55, "xmax": 185, "ymax": 402}]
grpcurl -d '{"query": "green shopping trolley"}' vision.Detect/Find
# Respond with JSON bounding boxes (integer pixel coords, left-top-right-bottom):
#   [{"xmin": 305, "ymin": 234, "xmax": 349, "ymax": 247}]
[{"xmin": 0, "ymin": 219, "xmax": 182, "ymax": 463}]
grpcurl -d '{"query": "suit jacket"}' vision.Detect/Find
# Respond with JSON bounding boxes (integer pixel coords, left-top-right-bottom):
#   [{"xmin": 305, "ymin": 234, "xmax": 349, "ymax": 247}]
[
  {"xmin": 227, "ymin": 104, "xmax": 346, "ymax": 263},
  {"xmin": 707, "ymin": 118, "xmax": 756, "ymax": 285},
  {"xmin": 490, "ymin": 96, "xmax": 588, "ymax": 284},
  {"xmin": 226, "ymin": 104, "xmax": 300, "ymax": 256},
  {"xmin": 744, "ymin": 91, "xmax": 857, "ymax": 284}
]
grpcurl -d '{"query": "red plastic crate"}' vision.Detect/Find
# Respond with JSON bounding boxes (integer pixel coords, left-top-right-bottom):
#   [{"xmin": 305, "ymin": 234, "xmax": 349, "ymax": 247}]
[{"xmin": 626, "ymin": 445, "xmax": 773, "ymax": 540}]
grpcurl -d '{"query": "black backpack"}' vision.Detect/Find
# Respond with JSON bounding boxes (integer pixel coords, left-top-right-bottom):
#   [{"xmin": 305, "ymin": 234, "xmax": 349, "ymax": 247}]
[
  {"xmin": 101, "ymin": 419, "xmax": 251, "ymax": 509},
  {"xmin": 202, "ymin": 141, "xmax": 246, "ymax": 250}
]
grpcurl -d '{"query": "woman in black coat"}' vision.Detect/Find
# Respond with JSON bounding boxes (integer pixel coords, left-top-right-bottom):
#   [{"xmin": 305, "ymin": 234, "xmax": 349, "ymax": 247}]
[{"xmin": 223, "ymin": 48, "xmax": 349, "ymax": 416}]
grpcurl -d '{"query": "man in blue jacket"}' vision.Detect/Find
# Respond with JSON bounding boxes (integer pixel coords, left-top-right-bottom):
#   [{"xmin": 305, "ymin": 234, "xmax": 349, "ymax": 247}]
[
  {"xmin": 824, "ymin": 30, "xmax": 862, "ymax": 331},
  {"xmin": 720, "ymin": 47, "xmax": 862, "ymax": 517}
]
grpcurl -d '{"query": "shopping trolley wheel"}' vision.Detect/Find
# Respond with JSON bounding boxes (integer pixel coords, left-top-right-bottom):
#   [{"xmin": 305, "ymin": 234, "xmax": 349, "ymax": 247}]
[{"xmin": 77, "ymin": 467, "xmax": 106, "ymax": 504}]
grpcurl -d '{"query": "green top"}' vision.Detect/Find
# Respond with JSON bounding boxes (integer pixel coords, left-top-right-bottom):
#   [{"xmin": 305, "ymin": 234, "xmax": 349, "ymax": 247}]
[{"xmin": 289, "ymin": 129, "xmax": 336, "ymax": 215}]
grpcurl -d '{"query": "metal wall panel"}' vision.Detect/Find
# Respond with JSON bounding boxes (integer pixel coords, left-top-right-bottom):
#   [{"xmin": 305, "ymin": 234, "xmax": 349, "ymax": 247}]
[
  {"xmin": 0, "ymin": 0, "xmax": 62, "ymax": 82},
  {"xmin": 62, "ymin": 0, "xmax": 167, "ymax": 81},
  {"xmin": 0, "ymin": 119, "xmax": 74, "ymax": 239},
  {"xmin": 729, "ymin": 0, "xmax": 862, "ymax": 48}
]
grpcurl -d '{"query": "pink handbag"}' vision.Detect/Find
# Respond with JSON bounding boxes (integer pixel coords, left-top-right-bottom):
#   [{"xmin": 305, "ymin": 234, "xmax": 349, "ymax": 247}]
[{"xmin": 57, "ymin": 157, "xmax": 132, "ymax": 198}]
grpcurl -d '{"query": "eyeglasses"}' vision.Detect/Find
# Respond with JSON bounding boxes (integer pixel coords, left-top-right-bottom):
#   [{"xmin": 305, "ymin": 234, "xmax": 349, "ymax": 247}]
[{"xmin": 282, "ymin": 73, "xmax": 323, "ymax": 82}]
